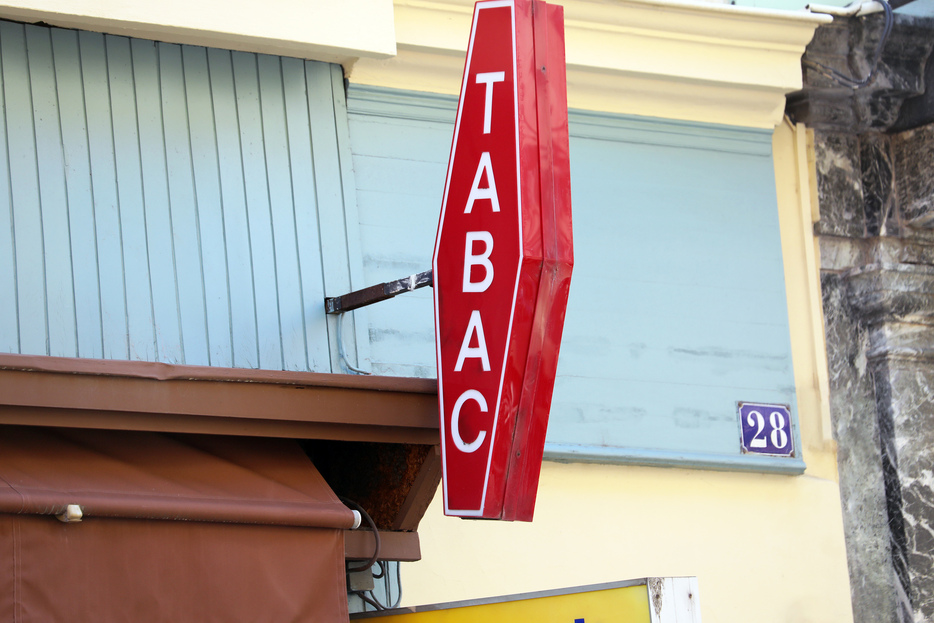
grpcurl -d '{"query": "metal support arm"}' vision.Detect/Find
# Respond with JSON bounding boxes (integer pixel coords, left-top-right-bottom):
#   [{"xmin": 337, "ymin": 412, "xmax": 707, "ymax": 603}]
[{"xmin": 325, "ymin": 270, "xmax": 433, "ymax": 314}]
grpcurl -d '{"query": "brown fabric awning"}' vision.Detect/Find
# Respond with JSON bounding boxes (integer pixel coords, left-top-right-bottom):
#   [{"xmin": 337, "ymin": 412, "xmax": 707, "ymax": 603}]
[
  {"xmin": 0, "ymin": 425, "xmax": 356, "ymax": 622},
  {"xmin": 0, "ymin": 354, "xmax": 440, "ymax": 562}
]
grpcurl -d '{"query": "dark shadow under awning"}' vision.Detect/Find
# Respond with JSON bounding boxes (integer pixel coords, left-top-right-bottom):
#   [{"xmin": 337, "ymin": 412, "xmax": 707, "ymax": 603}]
[{"xmin": 0, "ymin": 425, "xmax": 357, "ymax": 622}]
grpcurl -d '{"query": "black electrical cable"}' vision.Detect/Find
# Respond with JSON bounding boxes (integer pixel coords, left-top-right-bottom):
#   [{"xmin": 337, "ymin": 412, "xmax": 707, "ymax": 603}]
[
  {"xmin": 372, "ymin": 560, "xmax": 387, "ymax": 579},
  {"xmin": 354, "ymin": 591, "xmax": 386, "ymax": 612},
  {"xmin": 340, "ymin": 496, "xmax": 381, "ymax": 573},
  {"xmin": 389, "ymin": 561, "xmax": 403, "ymax": 610},
  {"xmin": 339, "ymin": 499, "xmax": 404, "ymax": 612},
  {"xmin": 803, "ymin": 0, "xmax": 894, "ymax": 89}
]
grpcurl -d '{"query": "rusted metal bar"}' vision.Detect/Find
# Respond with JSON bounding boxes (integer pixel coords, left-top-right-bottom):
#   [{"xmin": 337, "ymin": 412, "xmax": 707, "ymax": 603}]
[{"xmin": 325, "ymin": 270, "xmax": 433, "ymax": 314}]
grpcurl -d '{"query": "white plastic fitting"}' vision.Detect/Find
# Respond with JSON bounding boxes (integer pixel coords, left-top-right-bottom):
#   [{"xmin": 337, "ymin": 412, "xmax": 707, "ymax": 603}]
[{"xmin": 56, "ymin": 504, "xmax": 83, "ymax": 523}]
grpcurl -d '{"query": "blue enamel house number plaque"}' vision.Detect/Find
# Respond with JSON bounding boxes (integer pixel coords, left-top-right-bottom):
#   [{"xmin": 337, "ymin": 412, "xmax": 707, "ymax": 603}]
[{"xmin": 738, "ymin": 402, "xmax": 795, "ymax": 457}]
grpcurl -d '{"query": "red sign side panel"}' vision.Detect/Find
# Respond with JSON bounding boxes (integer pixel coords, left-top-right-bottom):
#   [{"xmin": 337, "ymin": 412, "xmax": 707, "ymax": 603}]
[
  {"xmin": 433, "ymin": 1, "xmax": 523, "ymax": 517},
  {"xmin": 478, "ymin": 0, "xmax": 543, "ymax": 519},
  {"xmin": 503, "ymin": 1, "xmax": 573, "ymax": 522}
]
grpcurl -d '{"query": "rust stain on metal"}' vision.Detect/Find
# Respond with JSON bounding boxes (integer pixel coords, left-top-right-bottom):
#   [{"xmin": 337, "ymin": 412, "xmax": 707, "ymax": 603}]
[{"xmin": 306, "ymin": 441, "xmax": 439, "ymax": 531}]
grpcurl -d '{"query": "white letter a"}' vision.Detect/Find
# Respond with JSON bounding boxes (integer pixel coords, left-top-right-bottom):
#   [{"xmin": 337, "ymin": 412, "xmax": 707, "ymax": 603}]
[
  {"xmin": 454, "ymin": 310, "xmax": 491, "ymax": 372},
  {"xmin": 464, "ymin": 152, "xmax": 500, "ymax": 213}
]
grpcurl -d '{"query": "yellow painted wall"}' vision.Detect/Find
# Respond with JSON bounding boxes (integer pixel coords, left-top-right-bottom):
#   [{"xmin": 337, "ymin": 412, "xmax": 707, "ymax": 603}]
[
  {"xmin": 774, "ymin": 119, "xmax": 837, "ymax": 478},
  {"xmin": 401, "ymin": 113, "xmax": 852, "ymax": 623},
  {"xmin": 383, "ymin": 5, "xmax": 852, "ymax": 619},
  {"xmin": 399, "ymin": 107, "xmax": 851, "ymax": 623},
  {"xmin": 405, "ymin": 460, "xmax": 852, "ymax": 622}
]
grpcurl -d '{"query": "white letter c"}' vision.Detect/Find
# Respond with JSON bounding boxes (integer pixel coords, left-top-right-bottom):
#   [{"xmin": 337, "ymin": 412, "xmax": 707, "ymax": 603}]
[{"xmin": 451, "ymin": 390, "xmax": 488, "ymax": 453}]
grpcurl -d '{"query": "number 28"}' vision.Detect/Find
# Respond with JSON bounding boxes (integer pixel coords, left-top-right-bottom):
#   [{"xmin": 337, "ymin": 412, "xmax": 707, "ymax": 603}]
[{"xmin": 746, "ymin": 410, "xmax": 788, "ymax": 449}]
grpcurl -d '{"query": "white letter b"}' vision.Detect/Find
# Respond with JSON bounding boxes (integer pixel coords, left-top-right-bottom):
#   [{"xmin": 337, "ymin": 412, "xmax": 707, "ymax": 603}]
[{"xmin": 463, "ymin": 231, "xmax": 494, "ymax": 293}]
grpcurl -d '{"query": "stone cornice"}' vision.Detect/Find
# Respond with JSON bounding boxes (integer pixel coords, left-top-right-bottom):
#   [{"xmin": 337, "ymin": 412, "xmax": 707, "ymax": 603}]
[
  {"xmin": 348, "ymin": 0, "xmax": 830, "ymax": 128},
  {"xmin": 786, "ymin": 13, "xmax": 934, "ymax": 133}
]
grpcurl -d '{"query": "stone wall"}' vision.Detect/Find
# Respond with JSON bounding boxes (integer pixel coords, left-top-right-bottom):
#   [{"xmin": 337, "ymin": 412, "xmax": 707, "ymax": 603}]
[
  {"xmin": 816, "ymin": 124, "xmax": 934, "ymax": 623},
  {"xmin": 789, "ymin": 12, "xmax": 934, "ymax": 623}
]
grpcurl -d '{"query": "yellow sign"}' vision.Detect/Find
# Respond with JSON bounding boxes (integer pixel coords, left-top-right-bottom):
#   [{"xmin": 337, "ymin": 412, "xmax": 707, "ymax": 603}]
[{"xmin": 352, "ymin": 581, "xmax": 651, "ymax": 623}]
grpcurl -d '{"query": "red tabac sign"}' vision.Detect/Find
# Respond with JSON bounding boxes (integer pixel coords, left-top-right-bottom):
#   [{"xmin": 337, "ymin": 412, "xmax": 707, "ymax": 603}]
[{"xmin": 432, "ymin": 0, "xmax": 573, "ymax": 521}]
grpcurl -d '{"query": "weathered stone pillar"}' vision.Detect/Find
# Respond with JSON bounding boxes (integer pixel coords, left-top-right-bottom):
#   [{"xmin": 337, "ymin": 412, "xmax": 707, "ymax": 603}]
[
  {"xmin": 818, "ymin": 125, "xmax": 934, "ymax": 623},
  {"xmin": 788, "ymin": 12, "xmax": 934, "ymax": 623}
]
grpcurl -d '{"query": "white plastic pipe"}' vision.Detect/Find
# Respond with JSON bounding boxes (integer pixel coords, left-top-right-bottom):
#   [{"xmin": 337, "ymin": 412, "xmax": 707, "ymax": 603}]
[{"xmin": 807, "ymin": 1, "xmax": 885, "ymax": 16}]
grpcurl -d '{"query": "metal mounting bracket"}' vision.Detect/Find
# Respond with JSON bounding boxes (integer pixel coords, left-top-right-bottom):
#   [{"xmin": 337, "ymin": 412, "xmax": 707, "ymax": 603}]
[{"xmin": 324, "ymin": 270, "xmax": 433, "ymax": 314}]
